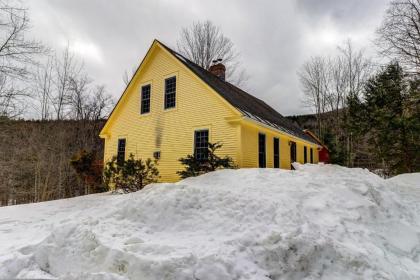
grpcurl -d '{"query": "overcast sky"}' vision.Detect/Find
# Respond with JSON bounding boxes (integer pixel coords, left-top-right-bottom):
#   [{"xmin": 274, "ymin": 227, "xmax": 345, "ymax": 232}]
[{"xmin": 24, "ymin": 0, "xmax": 390, "ymax": 116}]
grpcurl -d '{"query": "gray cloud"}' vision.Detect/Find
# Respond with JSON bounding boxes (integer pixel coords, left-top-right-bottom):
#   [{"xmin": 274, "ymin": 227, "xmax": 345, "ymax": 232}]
[
  {"xmin": 24, "ymin": 0, "xmax": 390, "ymax": 116},
  {"xmin": 297, "ymin": 0, "xmax": 384, "ymax": 22}
]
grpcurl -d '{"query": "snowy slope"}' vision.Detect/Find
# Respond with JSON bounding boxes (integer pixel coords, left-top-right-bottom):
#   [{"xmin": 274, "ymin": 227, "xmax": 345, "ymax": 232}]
[{"xmin": 0, "ymin": 164, "xmax": 419, "ymax": 279}]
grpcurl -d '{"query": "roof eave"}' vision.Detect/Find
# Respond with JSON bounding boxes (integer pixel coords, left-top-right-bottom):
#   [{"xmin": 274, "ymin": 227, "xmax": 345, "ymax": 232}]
[
  {"xmin": 241, "ymin": 117, "xmax": 320, "ymax": 147},
  {"xmin": 303, "ymin": 129, "xmax": 329, "ymax": 151}
]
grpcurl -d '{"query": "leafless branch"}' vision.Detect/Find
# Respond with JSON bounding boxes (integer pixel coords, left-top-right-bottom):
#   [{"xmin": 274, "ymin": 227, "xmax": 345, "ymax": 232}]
[
  {"xmin": 0, "ymin": 0, "xmax": 45, "ymax": 117},
  {"xmin": 376, "ymin": 0, "xmax": 420, "ymax": 74},
  {"xmin": 177, "ymin": 20, "xmax": 248, "ymax": 86}
]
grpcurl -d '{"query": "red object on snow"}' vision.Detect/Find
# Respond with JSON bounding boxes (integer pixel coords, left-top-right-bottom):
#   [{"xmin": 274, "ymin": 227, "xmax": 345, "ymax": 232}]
[{"xmin": 303, "ymin": 130, "xmax": 330, "ymax": 163}]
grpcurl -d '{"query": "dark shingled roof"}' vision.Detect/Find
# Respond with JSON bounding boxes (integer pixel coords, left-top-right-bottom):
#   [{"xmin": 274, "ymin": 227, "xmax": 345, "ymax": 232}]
[{"xmin": 159, "ymin": 41, "xmax": 316, "ymax": 144}]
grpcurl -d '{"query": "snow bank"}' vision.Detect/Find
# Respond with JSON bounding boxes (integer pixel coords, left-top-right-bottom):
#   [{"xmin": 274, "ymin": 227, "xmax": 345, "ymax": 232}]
[
  {"xmin": 387, "ymin": 173, "xmax": 420, "ymax": 188},
  {"xmin": 0, "ymin": 164, "xmax": 419, "ymax": 279}
]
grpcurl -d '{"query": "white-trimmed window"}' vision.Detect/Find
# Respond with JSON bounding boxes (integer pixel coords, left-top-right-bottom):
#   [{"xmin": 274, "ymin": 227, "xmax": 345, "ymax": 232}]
[
  {"xmin": 164, "ymin": 76, "xmax": 176, "ymax": 109},
  {"xmin": 117, "ymin": 138, "xmax": 126, "ymax": 165},
  {"xmin": 140, "ymin": 84, "xmax": 151, "ymax": 114},
  {"xmin": 194, "ymin": 130, "xmax": 209, "ymax": 160}
]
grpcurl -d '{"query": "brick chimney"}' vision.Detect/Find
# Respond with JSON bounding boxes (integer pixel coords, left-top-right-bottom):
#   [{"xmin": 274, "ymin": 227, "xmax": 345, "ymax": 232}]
[{"xmin": 209, "ymin": 61, "xmax": 226, "ymax": 81}]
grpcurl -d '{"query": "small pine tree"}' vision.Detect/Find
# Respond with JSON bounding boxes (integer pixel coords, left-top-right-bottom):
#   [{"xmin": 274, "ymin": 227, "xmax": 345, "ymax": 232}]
[
  {"xmin": 103, "ymin": 154, "xmax": 159, "ymax": 192},
  {"xmin": 177, "ymin": 142, "xmax": 235, "ymax": 179},
  {"xmin": 205, "ymin": 142, "xmax": 236, "ymax": 171},
  {"xmin": 322, "ymin": 128, "xmax": 346, "ymax": 165},
  {"xmin": 177, "ymin": 154, "xmax": 203, "ymax": 178},
  {"xmin": 103, "ymin": 157, "xmax": 119, "ymax": 188}
]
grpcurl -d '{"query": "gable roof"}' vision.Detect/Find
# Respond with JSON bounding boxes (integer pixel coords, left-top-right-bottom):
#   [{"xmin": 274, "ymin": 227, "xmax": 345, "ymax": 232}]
[{"xmin": 158, "ymin": 41, "xmax": 316, "ymax": 144}]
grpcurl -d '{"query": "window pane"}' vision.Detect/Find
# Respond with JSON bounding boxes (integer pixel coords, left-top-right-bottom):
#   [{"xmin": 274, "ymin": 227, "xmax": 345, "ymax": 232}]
[
  {"xmin": 194, "ymin": 130, "xmax": 209, "ymax": 160},
  {"xmin": 117, "ymin": 139, "xmax": 126, "ymax": 165},
  {"xmin": 141, "ymin": 84, "xmax": 151, "ymax": 114},
  {"xmin": 304, "ymin": 146, "xmax": 307, "ymax": 163},
  {"xmin": 258, "ymin": 133, "xmax": 266, "ymax": 168},
  {"xmin": 164, "ymin": 76, "xmax": 176, "ymax": 109}
]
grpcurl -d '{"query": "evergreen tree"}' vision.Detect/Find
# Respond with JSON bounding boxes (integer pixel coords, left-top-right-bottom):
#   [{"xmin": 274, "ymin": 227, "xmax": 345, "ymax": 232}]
[
  {"xmin": 178, "ymin": 142, "xmax": 236, "ymax": 179},
  {"xmin": 348, "ymin": 62, "xmax": 419, "ymax": 174},
  {"xmin": 403, "ymin": 77, "xmax": 420, "ymax": 171},
  {"xmin": 177, "ymin": 155, "xmax": 202, "ymax": 178},
  {"xmin": 103, "ymin": 154, "xmax": 159, "ymax": 192},
  {"xmin": 322, "ymin": 128, "xmax": 346, "ymax": 165}
]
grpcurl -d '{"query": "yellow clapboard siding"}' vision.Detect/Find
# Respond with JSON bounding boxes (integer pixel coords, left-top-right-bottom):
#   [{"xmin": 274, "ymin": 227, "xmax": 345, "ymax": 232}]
[
  {"xmin": 240, "ymin": 120, "xmax": 320, "ymax": 169},
  {"xmin": 102, "ymin": 44, "xmax": 240, "ymax": 182},
  {"xmin": 100, "ymin": 40, "xmax": 320, "ymax": 183}
]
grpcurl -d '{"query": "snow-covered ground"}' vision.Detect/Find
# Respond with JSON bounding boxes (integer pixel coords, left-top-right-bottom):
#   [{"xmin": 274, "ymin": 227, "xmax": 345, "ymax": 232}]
[{"xmin": 0, "ymin": 164, "xmax": 419, "ymax": 279}]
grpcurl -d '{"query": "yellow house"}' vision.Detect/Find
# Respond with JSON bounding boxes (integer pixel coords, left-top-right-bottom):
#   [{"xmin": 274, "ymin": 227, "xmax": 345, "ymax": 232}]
[{"xmin": 100, "ymin": 40, "xmax": 320, "ymax": 182}]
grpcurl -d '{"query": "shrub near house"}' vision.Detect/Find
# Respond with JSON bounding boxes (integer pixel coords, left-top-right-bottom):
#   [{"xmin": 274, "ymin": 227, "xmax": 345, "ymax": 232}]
[
  {"xmin": 103, "ymin": 155, "xmax": 159, "ymax": 192},
  {"xmin": 178, "ymin": 142, "xmax": 236, "ymax": 179}
]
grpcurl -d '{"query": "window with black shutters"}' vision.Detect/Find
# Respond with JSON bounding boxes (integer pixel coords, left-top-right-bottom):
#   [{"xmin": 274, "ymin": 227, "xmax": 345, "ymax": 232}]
[
  {"xmin": 273, "ymin": 137, "xmax": 280, "ymax": 168},
  {"xmin": 290, "ymin": 141, "xmax": 297, "ymax": 166},
  {"xmin": 258, "ymin": 133, "xmax": 266, "ymax": 168},
  {"xmin": 304, "ymin": 146, "xmax": 308, "ymax": 163},
  {"xmin": 310, "ymin": 148, "xmax": 314, "ymax": 163},
  {"xmin": 117, "ymin": 139, "xmax": 126, "ymax": 165},
  {"xmin": 140, "ymin": 84, "xmax": 151, "ymax": 114},
  {"xmin": 164, "ymin": 76, "xmax": 176, "ymax": 109},
  {"xmin": 194, "ymin": 130, "xmax": 209, "ymax": 161}
]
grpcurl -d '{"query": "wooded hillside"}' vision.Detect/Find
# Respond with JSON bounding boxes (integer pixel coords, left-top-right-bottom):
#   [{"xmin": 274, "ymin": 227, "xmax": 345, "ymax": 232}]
[
  {"xmin": 287, "ymin": 111, "xmax": 379, "ymax": 170},
  {"xmin": 0, "ymin": 119, "xmax": 105, "ymax": 206}
]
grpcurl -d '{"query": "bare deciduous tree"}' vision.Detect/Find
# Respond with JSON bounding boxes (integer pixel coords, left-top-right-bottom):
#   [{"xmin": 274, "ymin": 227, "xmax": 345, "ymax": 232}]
[
  {"xmin": 0, "ymin": 75, "xmax": 27, "ymax": 117},
  {"xmin": 85, "ymin": 85, "xmax": 112, "ymax": 121},
  {"xmin": 53, "ymin": 45, "xmax": 83, "ymax": 120},
  {"xmin": 376, "ymin": 0, "xmax": 420, "ymax": 74},
  {"xmin": 299, "ymin": 40, "xmax": 373, "ymax": 166},
  {"xmin": 33, "ymin": 57, "xmax": 53, "ymax": 120},
  {"xmin": 299, "ymin": 56, "xmax": 330, "ymax": 139},
  {"xmin": 338, "ymin": 40, "xmax": 372, "ymax": 166},
  {"xmin": 177, "ymin": 20, "xmax": 248, "ymax": 86},
  {"xmin": 35, "ymin": 45, "xmax": 114, "ymax": 121},
  {"xmin": 326, "ymin": 55, "xmax": 346, "ymax": 114},
  {"xmin": 338, "ymin": 40, "xmax": 372, "ymax": 100},
  {"xmin": 0, "ymin": 1, "xmax": 44, "ymax": 117},
  {"xmin": 122, "ymin": 66, "xmax": 137, "ymax": 86},
  {"xmin": 69, "ymin": 76, "xmax": 112, "ymax": 121},
  {"xmin": 69, "ymin": 73, "xmax": 90, "ymax": 120}
]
